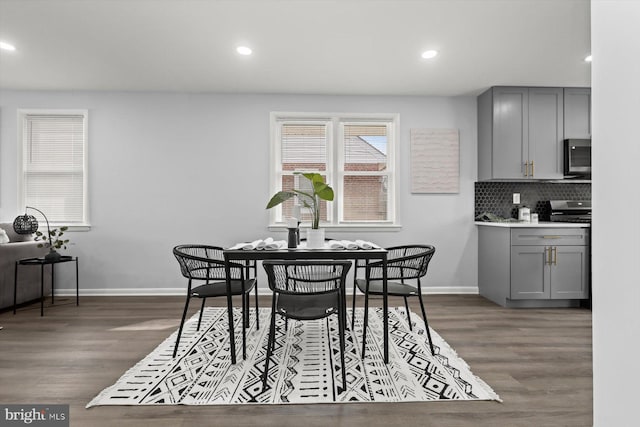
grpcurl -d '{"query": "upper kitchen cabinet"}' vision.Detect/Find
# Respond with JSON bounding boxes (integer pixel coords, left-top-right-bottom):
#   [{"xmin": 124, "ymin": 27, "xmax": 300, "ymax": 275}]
[
  {"xmin": 564, "ymin": 88, "xmax": 591, "ymax": 139},
  {"xmin": 478, "ymin": 86, "xmax": 564, "ymax": 180}
]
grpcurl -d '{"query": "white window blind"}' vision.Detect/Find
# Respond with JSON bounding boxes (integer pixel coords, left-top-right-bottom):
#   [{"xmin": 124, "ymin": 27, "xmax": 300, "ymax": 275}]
[
  {"xmin": 19, "ymin": 111, "xmax": 88, "ymax": 225},
  {"xmin": 275, "ymin": 122, "xmax": 330, "ymax": 224},
  {"xmin": 281, "ymin": 124, "xmax": 327, "ymax": 171},
  {"xmin": 270, "ymin": 113, "xmax": 398, "ymax": 228}
]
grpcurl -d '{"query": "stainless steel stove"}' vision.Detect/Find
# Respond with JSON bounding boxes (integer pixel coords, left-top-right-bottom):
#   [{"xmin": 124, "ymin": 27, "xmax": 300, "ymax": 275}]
[{"xmin": 549, "ymin": 200, "xmax": 592, "ymax": 223}]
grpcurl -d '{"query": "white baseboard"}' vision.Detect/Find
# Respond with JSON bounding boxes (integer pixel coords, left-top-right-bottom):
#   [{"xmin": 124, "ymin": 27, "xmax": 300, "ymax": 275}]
[
  {"xmin": 53, "ymin": 288, "xmax": 186, "ymax": 296},
  {"xmin": 423, "ymin": 286, "xmax": 479, "ymax": 294},
  {"xmin": 51, "ymin": 286, "xmax": 479, "ymax": 297}
]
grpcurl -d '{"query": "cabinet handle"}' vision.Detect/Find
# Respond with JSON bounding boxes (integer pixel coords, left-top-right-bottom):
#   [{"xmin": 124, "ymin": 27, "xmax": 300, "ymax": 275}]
[
  {"xmin": 524, "ymin": 161, "xmax": 529, "ymax": 177},
  {"xmin": 553, "ymin": 247, "xmax": 558, "ymax": 265},
  {"xmin": 543, "ymin": 235, "xmax": 562, "ymax": 239},
  {"xmin": 530, "ymin": 161, "xmax": 534, "ymax": 177}
]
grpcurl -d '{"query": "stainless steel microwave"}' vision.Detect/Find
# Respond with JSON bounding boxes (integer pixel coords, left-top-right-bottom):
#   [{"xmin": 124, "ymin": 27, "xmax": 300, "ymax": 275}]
[{"xmin": 564, "ymin": 139, "xmax": 591, "ymax": 178}]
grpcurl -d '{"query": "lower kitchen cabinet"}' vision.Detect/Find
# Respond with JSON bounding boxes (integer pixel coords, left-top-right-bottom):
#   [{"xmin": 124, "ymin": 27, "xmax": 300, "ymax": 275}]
[
  {"xmin": 511, "ymin": 244, "xmax": 589, "ymax": 300},
  {"xmin": 478, "ymin": 225, "xmax": 590, "ymax": 308}
]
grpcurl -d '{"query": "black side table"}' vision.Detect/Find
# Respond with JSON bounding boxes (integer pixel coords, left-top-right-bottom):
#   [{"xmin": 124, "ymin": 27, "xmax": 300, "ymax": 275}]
[{"xmin": 14, "ymin": 256, "xmax": 79, "ymax": 316}]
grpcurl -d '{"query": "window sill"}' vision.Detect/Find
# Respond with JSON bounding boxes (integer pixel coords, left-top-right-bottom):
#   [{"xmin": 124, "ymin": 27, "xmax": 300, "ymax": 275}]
[
  {"xmin": 50, "ymin": 224, "xmax": 92, "ymax": 232},
  {"xmin": 268, "ymin": 224, "xmax": 402, "ymax": 233}
]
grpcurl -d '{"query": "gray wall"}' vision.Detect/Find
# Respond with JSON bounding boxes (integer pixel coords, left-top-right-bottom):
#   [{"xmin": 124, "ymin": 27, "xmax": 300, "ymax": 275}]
[
  {"xmin": 0, "ymin": 91, "xmax": 478, "ymax": 294},
  {"xmin": 592, "ymin": 1, "xmax": 640, "ymax": 424}
]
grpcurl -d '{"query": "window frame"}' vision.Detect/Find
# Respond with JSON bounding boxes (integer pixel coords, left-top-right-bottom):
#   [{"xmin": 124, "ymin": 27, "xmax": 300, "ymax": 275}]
[
  {"xmin": 269, "ymin": 112, "xmax": 400, "ymax": 230},
  {"xmin": 17, "ymin": 109, "xmax": 90, "ymax": 230}
]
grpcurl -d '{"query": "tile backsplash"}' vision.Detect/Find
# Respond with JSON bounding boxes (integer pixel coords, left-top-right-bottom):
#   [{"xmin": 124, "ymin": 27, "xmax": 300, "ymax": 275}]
[{"xmin": 475, "ymin": 181, "xmax": 591, "ymax": 221}]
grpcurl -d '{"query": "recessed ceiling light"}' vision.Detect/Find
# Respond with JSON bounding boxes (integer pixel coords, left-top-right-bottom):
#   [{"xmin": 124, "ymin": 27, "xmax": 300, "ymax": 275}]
[
  {"xmin": 584, "ymin": 55, "xmax": 592, "ymax": 62},
  {"xmin": 421, "ymin": 50, "xmax": 438, "ymax": 59},
  {"xmin": 0, "ymin": 41, "xmax": 16, "ymax": 51},
  {"xmin": 236, "ymin": 46, "xmax": 252, "ymax": 56}
]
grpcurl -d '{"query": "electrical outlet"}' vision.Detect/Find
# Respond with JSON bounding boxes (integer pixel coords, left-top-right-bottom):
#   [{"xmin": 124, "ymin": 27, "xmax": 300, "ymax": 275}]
[{"xmin": 513, "ymin": 193, "xmax": 521, "ymax": 204}]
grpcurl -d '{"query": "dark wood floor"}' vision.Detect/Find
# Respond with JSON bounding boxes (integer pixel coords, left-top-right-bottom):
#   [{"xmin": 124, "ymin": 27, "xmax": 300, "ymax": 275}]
[{"xmin": 0, "ymin": 295, "xmax": 592, "ymax": 427}]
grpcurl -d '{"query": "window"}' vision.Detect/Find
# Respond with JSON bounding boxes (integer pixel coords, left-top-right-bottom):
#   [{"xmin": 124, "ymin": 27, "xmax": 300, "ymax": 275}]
[
  {"xmin": 270, "ymin": 112, "xmax": 399, "ymax": 228},
  {"xmin": 17, "ymin": 110, "xmax": 89, "ymax": 227}
]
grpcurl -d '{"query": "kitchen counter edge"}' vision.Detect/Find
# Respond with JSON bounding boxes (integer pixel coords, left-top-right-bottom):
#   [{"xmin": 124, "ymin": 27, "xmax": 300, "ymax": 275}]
[{"xmin": 475, "ymin": 221, "xmax": 590, "ymax": 228}]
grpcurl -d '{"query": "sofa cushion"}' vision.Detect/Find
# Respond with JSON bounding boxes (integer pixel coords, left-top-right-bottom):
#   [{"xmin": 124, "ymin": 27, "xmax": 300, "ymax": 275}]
[{"xmin": 0, "ymin": 222, "xmax": 34, "ymax": 242}]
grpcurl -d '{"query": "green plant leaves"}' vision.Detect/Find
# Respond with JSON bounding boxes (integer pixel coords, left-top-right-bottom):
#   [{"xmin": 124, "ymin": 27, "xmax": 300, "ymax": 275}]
[
  {"xmin": 33, "ymin": 227, "xmax": 71, "ymax": 251},
  {"xmin": 313, "ymin": 182, "xmax": 334, "ymax": 201},
  {"xmin": 266, "ymin": 172, "xmax": 334, "ymax": 229},
  {"xmin": 266, "ymin": 191, "xmax": 297, "ymax": 209},
  {"xmin": 297, "ymin": 172, "xmax": 334, "ymax": 202}
]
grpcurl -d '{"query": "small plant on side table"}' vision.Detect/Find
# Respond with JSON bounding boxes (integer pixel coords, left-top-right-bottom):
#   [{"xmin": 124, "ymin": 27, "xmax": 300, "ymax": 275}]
[{"xmin": 35, "ymin": 226, "xmax": 69, "ymax": 260}]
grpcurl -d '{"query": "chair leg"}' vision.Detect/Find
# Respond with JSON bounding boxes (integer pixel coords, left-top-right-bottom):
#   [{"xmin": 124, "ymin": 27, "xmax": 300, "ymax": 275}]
[
  {"xmin": 403, "ymin": 296, "xmax": 412, "ymax": 331},
  {"xmin": 242, "ymin": 293, "xmax": 248, "ymax": 360},
  {"xmin": 226, "ymin": 290, "xmax": 236, "ymax": 364},
  {"xmin": 197, "ymin": 298, "xmax": 206, "ymax": 331},
  {"xmin": 341, "ymin": 286, "xmax": 349, "ymax": 333},
  {"xmin": 361, "ymin": 282, "xmax": 370, "ymax": 359},
  {"xmin": 243, "ymin": 292, "xmax": 250, "ymax": 328},
  {"xmin": 248, "ymin": 263, "xmax": 259, "ymax": 330},
  {"xmin": 262, "ymin": 296, "xmax": 278, "ymax": 392},
  {"xmin": 351, "ymin": 279, "xmax": 357, "ymax": 329},
  {"xmin": 173, "ymin": 295, "xmax": 192, "ymax": 358},
  {"xmin": 417, "ymin": 292, "xmax": 435, "ymax": 356},
  {"xmin": 254, "ymin": 286, "xmax": 260, "ymax": 330},
  {"xmin": 337, "ymin": 304, "xmax": 347, "ymax": 392}
]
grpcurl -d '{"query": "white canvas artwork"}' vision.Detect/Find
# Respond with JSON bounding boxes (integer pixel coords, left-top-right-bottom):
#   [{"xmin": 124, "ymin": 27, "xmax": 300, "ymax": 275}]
[{"xmin": 410, "ymin": 129, "xmax": 459, "ymax": 193}]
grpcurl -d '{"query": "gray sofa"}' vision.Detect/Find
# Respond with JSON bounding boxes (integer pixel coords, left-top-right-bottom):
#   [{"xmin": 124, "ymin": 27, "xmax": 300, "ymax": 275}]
[{"xmin": 0, "ymin": 222, "xmax": 49, "ymax": 311}]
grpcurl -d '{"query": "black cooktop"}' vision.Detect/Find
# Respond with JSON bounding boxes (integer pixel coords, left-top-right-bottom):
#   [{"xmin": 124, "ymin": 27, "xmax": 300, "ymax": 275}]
[{"xmin": 549, "ymin": 200, "xmax": 592, "ymax": 223}]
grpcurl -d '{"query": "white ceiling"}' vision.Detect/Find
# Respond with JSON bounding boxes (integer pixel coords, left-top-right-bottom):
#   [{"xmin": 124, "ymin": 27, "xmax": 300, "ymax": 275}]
[{"xmin": 0, "ymin": 0, "xmax": 591, "ymax": 96}]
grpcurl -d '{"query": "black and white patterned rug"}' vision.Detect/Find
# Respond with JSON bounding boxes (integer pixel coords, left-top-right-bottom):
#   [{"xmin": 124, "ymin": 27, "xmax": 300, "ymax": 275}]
[{"xmin": 87, "ymin": 307, "xmax": 500, "ymax": 406}]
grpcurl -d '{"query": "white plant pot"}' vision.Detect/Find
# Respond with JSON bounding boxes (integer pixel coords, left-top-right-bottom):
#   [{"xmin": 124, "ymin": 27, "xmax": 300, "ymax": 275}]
[{"xmin": 306, "ymin": 228, "xmax": 325, "ymax": 249}]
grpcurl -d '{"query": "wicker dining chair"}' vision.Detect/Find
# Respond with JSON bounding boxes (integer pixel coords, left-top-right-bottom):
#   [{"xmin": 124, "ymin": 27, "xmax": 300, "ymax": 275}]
[
  {"xmin": 172, "ymin": 245, "xmax": 258, "ymax": 359},
  {"xmin": 352, "ymin": 244, "xmax": 436, "ymax": 358},
  {"xmin": 261, "ymin": 260, "xmax": 352, "ymax": 392}
]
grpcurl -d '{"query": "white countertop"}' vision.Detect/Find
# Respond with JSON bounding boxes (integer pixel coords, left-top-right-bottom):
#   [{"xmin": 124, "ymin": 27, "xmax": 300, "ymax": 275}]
[{"xmin": 475, "ymin": 221, "xmax": 590, "ymax": 228}]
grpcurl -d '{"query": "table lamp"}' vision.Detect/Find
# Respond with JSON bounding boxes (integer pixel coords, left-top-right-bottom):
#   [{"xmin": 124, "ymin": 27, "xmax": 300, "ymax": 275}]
[{"xmin": 13, "ymin": 206, "xmax": 52, "ymax": 237}]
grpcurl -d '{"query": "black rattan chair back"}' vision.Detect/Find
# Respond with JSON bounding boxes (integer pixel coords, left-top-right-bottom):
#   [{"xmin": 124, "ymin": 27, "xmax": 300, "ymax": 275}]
[
  {"xmin": 367, "ymin": 244, "xmax": 435, "ymax": 280},
  {"xmin": 171, "ymin": 244, "xmax": 258, "ymax": 360},
  {"xmin": 263, "ymin": 260, "xmax": 350, "ymax": 296},
  {"xmin": 173, "ymin": 244, "xmax": 243, "ymax": 281},
  {"xmin": 352, "ymin": 244, "xmax": 437, "ymax": 358}
]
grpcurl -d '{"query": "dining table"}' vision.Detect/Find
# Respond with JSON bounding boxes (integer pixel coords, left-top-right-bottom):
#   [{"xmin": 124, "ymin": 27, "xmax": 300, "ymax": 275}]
[{"xmin": 223, "ymin": 243, "xmax": 389, "ymax": 364}]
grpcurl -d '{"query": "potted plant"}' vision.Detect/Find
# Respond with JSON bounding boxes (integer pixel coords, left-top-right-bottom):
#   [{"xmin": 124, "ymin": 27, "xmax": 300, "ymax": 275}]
[
  {"xmin": 266, "ymin": 172, "xmax": 334, "ymax": 248},
  {"xmin": 35, "ymin": 226, "xmax": 70, "ymax": 260}
]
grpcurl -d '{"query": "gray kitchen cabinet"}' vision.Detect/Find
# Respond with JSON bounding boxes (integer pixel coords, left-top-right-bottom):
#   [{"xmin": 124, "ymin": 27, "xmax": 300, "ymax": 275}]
[
  {"xmin": 478, "ymin": 225, "xmax": 590, "ymax": 308},
  {"xmin": 511, "ymin": 244, "xmax": 589, "ymax": 300},
  {"xmin": 564, "ymin": 87, "xmax": 591, "ymax": 138},
  {"xmin": 478, "ymin": 86, "xmax": 564, "ymax": 180}
]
